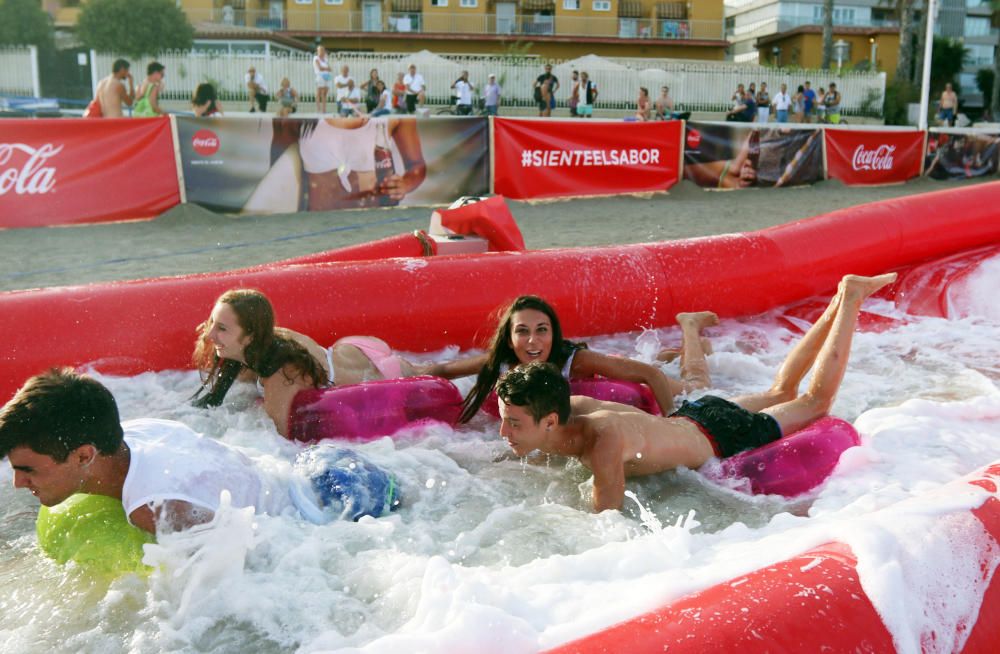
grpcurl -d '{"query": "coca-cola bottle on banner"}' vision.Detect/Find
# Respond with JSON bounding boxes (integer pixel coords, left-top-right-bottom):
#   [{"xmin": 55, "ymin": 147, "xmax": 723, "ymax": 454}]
[{"xmin": 374, "ymin": 120, "xmax": 399, "ymax": 207}]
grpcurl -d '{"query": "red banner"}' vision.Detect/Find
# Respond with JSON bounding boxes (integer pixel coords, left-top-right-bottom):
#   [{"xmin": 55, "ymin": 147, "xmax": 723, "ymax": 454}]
[
  {"xmin": 493, "ymin": 118, "xmax": 682, "ymax": 199},
  {"xmin": 0, "ymin": 117, "xmax": 181, "ymax": 228},
  {"xmin": 824, "ymin": 128, "xmax": 924, "ymax": 186}
]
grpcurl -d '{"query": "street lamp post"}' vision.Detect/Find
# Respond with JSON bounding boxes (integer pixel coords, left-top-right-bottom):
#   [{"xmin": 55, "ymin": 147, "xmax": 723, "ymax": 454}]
[
  {"xmin": 869, "ymin": 37, "xmax": 877, "ymax": 71},
  {"xmin": 834, "ymin": 39, "xmax": 848, "ymax": 72}
]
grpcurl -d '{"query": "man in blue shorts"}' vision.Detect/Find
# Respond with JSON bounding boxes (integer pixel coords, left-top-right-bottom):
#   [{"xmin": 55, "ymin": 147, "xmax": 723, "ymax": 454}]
[{"xmin": 495, "ymin": 274, "xmax": 895, "ymax": 512}]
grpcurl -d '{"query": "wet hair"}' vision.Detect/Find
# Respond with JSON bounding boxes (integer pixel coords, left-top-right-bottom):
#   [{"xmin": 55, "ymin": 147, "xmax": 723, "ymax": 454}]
[
  {"xmin": 459, "ymin": 295, "xmax": 585, "ymax": 423},
  {"xmin": 192, "ymin": 82, "xmax": 218, "ymax": 107},
  {"xmin": 191, "ymin": 289, "xmax": 328, "ymax": 408},
  {"xmin": 495, "ymin": 362, "xmax": 571, "ymax": 425},
  {"xmin": 0, "ymin": 369, "xmax": 123, "ymax": 462},
  {"xmin": 147, "ymin": 62, "xmax": 165, "ymax": 76},
  {"xmin": 112, "ymin": 58, "xmax": 130, "ymax": 74}
]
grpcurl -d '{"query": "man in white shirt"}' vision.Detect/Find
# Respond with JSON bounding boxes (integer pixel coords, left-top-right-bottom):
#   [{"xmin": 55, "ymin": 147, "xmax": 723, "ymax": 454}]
[
  {"xmin": 773, "ymin": 82, "xmax": 792, "ymax": 123},
  {"xmin": 341, "ymin": 78, "xmax": 364, "ymax": 116},
  {"xmin": 0, "ymin": 369, "xmax": 399, "ymax": 535},
  {"xmin": 403, "ymin": 63, "xmax": 426, "ymax": 114},
  {"xmin": 333, "ymin": 64, "xmax": 353, "ymax": 109},
  {"xmin": 451, "ymin": 70, "xmax": 475, "ymax": 116},
  {"xmin": 245, "ymin": 66, "xmax": 269, "ymax": 113}
]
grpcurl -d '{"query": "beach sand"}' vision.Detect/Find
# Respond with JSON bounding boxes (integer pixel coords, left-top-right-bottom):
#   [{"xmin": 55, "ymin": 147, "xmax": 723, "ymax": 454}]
[{"xmin": 1, "ymin": 176, "xmax": 991, "ymax": 292}]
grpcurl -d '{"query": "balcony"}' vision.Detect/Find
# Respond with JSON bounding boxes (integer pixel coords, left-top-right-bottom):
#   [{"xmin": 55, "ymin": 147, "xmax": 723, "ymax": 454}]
[{"xmin": 182, "ymin": 7, "xmax": 725, "ymax": 41}]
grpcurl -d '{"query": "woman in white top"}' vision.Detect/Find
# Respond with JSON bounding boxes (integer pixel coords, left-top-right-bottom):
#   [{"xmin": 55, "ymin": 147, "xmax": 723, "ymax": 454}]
[{"xmin": 313, "ymin": 46, "xmax": 332, "ymax": 114}]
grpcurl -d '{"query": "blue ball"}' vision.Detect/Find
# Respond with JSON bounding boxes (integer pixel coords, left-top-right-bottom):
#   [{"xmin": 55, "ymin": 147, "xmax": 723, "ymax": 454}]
[{"xmin": 297, "ymin": 446, "xmax": 401, "ymax": 522}]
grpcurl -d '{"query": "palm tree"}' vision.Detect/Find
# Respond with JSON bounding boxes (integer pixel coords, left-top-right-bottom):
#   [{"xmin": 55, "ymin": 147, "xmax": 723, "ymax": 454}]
[
  {"xmin": 881, "ymin": 0, "xmax": 917, "ymax": 83},
  {"xmin": 821, "ymin": 0, "xmax": 834, "ymax": 69}
]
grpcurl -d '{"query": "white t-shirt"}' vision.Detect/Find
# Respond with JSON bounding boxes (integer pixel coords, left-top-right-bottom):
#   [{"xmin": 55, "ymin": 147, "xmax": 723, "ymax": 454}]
[
  {"xmin": 378, "ymin": 88, "xmax": 391, "ymax": 110},
  {"xmin": 454, "ymin": 79, "xmax": 473, "ymax": 105},
  {"xmin": 120, "ymin": 418, "xmax": 294, "ymax": 524},
  {"xmin": 404, "ymin": 73, "xmax": 425, "ymax": 94},
  {"xmin": 334, "ymin": 74, "xmax": 353, "ymax": 101},
  {"xmin": 245, "ymin": 72, "xmax": 268, "ymax": 94},
  {"xmin": 773, "ymin": 91, "xmax": 792, "ymax": 112}
]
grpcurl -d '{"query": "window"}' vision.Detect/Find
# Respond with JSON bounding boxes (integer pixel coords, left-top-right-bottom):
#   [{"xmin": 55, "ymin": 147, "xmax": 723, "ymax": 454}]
[
  {"xmin": 593, "ymin": 0, "xmax": 610, "ymax": 10},
  {"xmin": 967, "ymin": 44, "xmax": 994, "ymax": 66},
  {"xmin": 325, "ymin": 0, "xmax": 343, "ymax": 4},
  {"xmin": 812, "ymin": 6, "xmax": 856, "ymax": 25},
  {"xmin": 563, "ymin": 0, "xmax": 580, "ymax": 8},
  {"xmin": 619, "ymin": 17, "xmax": 637, "ymax": 37},
  {"xmin": 295, "ymin": 0, "xmax": 312, "ymax": 4},
  {"xmin": 965, "ymin": 17, "xmax": 991, "ymax": 37},
  {"xmin": 431, "ymin": 0, "xmax": 448, "ymax": 6},
  {"xmin": 460, "ymin": 0, "xmax": 478, "ymax": 6}
]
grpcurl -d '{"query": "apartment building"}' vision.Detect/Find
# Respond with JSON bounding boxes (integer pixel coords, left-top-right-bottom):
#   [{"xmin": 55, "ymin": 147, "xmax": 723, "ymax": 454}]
[
  {"xmin": 41, "ymin": 0, "xmax": 729, "ymax": 60},
  {"xmin": 727, "ymin": 0, "xmax": 996, "ymax": 104}
]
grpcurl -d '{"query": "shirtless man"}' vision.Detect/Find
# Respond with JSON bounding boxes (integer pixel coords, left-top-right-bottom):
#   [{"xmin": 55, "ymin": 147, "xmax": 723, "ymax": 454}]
[
  {"xmin": 93, "ymin": 58, "xmax": 135, "ymax": 118},
  {"xmin": 496, "ymin": 273, "xmax": 896, "ymax": 512},
  {"xmin": 939, "ymin": 83, "xmax": 958, "ymax": 127}
]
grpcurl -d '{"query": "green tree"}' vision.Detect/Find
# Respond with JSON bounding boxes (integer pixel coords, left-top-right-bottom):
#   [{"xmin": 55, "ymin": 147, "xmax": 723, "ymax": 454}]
[
  {"xmin": 977, "ymin": 68, "xmax": 994, "ymax": 116},
  {"xmin": 929, "ymin": 37, "xmax": 968, "ymax": 94},
  {"xmin": 0, "ymin": 0, "xmax": 55, "ymax": 48},
  {"xmin": 881, "ymin": 0, "xmax": 917, "ymax": 83},
  {"xmin": 820, "ymin": 0, "xmax": 834, "ymax": 70},
  {"xmin": 77, "ymin": 0, "xmax": 194, "ymax": 58}
]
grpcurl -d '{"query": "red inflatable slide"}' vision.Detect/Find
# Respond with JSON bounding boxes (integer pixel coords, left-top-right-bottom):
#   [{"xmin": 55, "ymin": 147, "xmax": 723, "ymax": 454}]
[{"xmin": 2, "ymin": 182, "xmax": 1000, "ymax": 404}]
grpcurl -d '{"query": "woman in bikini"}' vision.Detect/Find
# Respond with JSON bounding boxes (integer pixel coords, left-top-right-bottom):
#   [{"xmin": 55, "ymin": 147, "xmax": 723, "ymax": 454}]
[{"xmin": 193, "ymin": 289, "xmax": 419, "ymax": 436}]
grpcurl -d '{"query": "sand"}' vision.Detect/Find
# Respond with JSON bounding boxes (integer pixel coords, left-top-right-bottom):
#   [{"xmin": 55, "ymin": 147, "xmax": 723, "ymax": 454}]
[{"xmin": 1, "ymin": 176, "xmax": 992, "ymax": 292}]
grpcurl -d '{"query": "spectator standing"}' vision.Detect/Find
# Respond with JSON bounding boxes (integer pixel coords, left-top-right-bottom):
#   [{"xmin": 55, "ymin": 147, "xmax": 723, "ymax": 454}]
[
  {"xmin": 756, "ymin": 82, "xmax": 771, "ymax": 124},
  {"xmin": 802, "ymin": 80, "xmax": 816, "ymax": 123},
  {"xmin": 816, "ymin": 87, "xmax": 827, "ymax": 123},
  {"xmin": 451, "ymin": 70, "xmax": 475, "ymax": 115},
  {"xmin": 191, "ymin": 82, "xmax": 223, "ymax": 117},
  {"xmin": 275, "ymin": 77, "xmax": 298, "ymax": 117},
  {"xmin": 245, "ymin": 66, "xmax": 269, "ymax": 113},
  {"xmin": 578, "ymin": 71, "xmax": 597, "ymax": 117},
  {"xmin": 731, "ymin": 83, "xmax": 746, "ymax": 110},
  {"xmin": 569, "ymin": 70, "xmax": 580, "ymax": 117},
  {"xmin": 133, "ymin": 62, "xmax": 166, "ymax": 117},
  {"xmin": 793, "ymin": 84, "xmax": 805, "ymax": 122},
  {"xmin": 635, "ymin": 86, "xmax": 651, "ymax": 121},
  {"xmin": 772, "ymin": 82, "xmax": 792, "ymax": 123},
  {"xmin": 313, "ymin": 46, "xmax": 332, "ymax": 114},
  {"xmin": 91, "ymin": 58, "xmax": 134, "ymax": 118},
  {"xmin": 392, "ymin": 72, "xmax": 407, "ymax": 114},
  {"xmin": 403, "ymin": 64, "xmax": 426, "ymax": 114},
  {"xmin": 825, "ymin": 82, "xmax": 842, "ymax": 124},
  {"xmin": 361, "ymin": 68, "xmax": 382, "ymax": 113},
  {"xmin": 484, "ymin": 73, "xmax": 501, "ymax": 116},
  {"xmin": 533, "ymin": 63, "xmax": 559, "ymax": 117},
  {"xmin": 334, "ymin": 65, "xmax": 353, "ymax": 114},
  {"xmin": 938, "ymin": 82, "xmax": 958, "ymax": 126}
]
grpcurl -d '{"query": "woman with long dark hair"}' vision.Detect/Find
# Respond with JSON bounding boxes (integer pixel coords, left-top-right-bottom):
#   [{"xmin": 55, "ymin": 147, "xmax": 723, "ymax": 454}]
[
  {"xmin": 422, "ymin": 296, "xmax": 716, "ymax": 423},
  {"xmin": 192, "ymin": 289, "xmax": 418, "ymax": 436}
]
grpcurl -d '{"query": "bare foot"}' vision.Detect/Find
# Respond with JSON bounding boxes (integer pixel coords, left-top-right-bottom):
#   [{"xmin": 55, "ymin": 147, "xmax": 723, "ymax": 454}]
[
  {"xmin": 840, "ymin": 273, "xmax": 898, "ymax": 302},
  {"xmin": 657, "ymin": 337, "xmax": 713, "ymax": 362},
  {"xmin": 676, "ymin": 311, "xmax": 719, "ymax": 330}
]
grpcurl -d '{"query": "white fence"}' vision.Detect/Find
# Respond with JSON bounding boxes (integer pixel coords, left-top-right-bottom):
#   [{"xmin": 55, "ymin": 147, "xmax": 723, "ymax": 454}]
[
  {"xmin": 93, "ymin": 50, "xmax": 886, "ymax": 115},
  {"xmin": 0, "ymin": 46, "xmax": 40, "ymax": 98}
]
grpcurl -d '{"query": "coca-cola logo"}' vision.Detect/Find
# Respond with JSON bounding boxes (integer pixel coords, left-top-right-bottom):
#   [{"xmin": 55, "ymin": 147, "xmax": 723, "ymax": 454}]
[
  {"xmin": 686, "ymin": 128, "xmax": 702, "ymax": 150},
  {"xmin": 192, "ymin": 129, "xmax": 220, "ymax": 156},
  {"xmin": 0, "ymin": 143, "xmax": 62, "ymax": 196},
  {"xmin": 852, "ymin": 144, "xmax": 896, "ymax": 171}
]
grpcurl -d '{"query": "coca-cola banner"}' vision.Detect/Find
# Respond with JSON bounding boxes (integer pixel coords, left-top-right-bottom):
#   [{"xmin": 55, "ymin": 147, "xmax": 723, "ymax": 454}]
[
  {"xmin": 176, "ymin": 116, "xmax": 489, "ymax": 212},
  {"xmin": 0, "ymin": 117, "xmax": 180, "ymax": 228},
  {"xmin": 924, "ymin": 129, "xmax": 1000, "ymax": 180},
  {"xmin": 492, "ymin": 118, "xmax": 682, "ymax": 199},
  {"xmin": 824, "ymin": 128, "xmax": 924, "ymax": 186},
  {"xmin": 683, "ymin": 122, "xmax": 823, "ymax": 189}
]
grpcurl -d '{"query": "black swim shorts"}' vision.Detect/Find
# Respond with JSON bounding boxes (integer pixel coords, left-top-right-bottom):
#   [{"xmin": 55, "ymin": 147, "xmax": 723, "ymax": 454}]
[{"xmin": 671, "ymin": 395, "xmax": 782, "ymax": 458}]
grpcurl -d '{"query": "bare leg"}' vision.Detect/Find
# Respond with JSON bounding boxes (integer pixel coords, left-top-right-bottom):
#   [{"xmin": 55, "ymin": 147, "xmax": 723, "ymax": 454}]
[
  {"xmin": 656, "ymin": 337, "xmax": 713, "ymax": 363},
  {"xmin": 673, "ymin": 312, "xmax": 717, "ymax": 392},
  {"xmin": 760, "ymin": 273, "xmax": 897, "ymax": 434},
  {"xmin": 731, "ymin": 283, "xmax": 846, "ymax": 413}
]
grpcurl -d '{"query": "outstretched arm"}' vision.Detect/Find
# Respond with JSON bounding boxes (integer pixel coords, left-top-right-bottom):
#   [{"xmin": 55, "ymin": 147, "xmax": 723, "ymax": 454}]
[
  {"xmin": 129, "ymin": 500, "xmax": 214, "ymax": 535},
  {"xmin": 590, "ymin": 431, "xmax": 626, "ymax": 512},
  {"xmin": 571, "ymin": 349, "xmax": 677, "ymax": 414},
  {"xmin": 420, "ymin": 352, "xmax": 489, "ymax": 379}
]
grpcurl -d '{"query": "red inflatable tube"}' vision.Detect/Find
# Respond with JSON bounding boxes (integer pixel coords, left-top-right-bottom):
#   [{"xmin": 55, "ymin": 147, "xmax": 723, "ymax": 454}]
[
  {"xmin": 265, "ymin": 231, "xmax": 435, "ymax": 267},
  {"xmin": 3, "ymin": 182, "xmax": 1000, "ymax": 403},
  {"xmin": 545, "ymin": 462, "xmax": 1000, "ymax": 654}
]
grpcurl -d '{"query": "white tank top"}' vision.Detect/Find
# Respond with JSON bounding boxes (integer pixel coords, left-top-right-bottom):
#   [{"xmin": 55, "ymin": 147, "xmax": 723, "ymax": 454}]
[
  {"xmin": 121, "ymin": 418, "xmax": 293, "ymax": 523},
  {"xmin": 298, "ymin": 118, "xmax": 377, "ymax": 175}
]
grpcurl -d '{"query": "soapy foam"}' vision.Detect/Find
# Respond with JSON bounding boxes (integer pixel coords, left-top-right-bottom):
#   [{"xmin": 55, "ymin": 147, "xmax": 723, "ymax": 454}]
[{"xmin": 2, "ymin": 259, "xmax": 1000, "ymax": 652}]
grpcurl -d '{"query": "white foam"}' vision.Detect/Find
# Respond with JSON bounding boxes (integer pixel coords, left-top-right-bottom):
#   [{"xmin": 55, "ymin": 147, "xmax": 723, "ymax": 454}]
[{"xmin": 2, "ymin": 294, "xmax": 1000, "ymax": 652}]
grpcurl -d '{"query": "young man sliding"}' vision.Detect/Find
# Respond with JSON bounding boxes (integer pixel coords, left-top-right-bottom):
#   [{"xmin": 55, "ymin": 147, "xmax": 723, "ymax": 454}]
[{"xmin": 496, "ymin": 274, "xmax": 896, "ymax": 512}]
